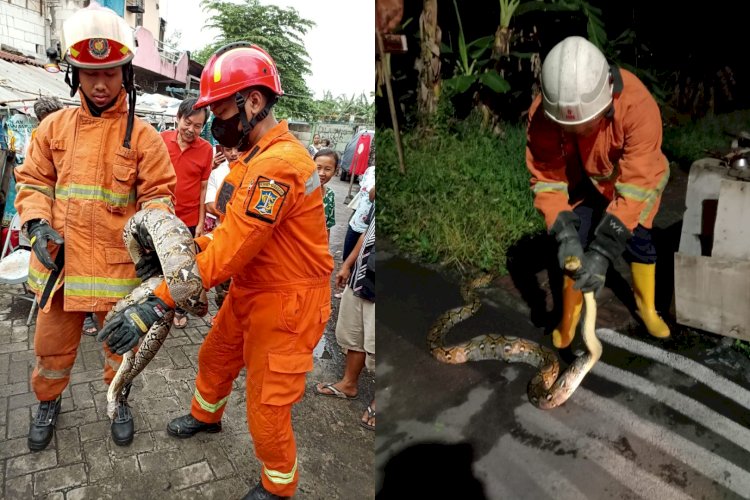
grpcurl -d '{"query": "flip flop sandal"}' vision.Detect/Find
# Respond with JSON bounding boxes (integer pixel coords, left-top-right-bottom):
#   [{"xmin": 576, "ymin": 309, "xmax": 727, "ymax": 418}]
[
  {"xmin": 360, "ymin": 405, "xmax": 375, "ymax": 431},
  {"xmin": 173, "ymin": 312, "xmax": 188, "ymax": 329},
  {"xmin": 82, "ymin": 314, "xmax": 99, "ymax": 336},
  {"xmin": 314, "ymin": 383, "xmax": 358, "ymax": 400}
]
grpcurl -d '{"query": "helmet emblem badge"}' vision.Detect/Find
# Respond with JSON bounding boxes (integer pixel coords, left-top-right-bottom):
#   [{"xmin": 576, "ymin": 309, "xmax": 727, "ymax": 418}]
[{"xmin": 89, "ymin": 38, "xmax": 111, "ymax": 60}]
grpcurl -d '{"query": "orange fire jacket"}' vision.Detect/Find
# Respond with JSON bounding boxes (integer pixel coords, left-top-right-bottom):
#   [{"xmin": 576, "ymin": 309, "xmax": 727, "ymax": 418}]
[
  {"xmin": 155, "ymin": 120, "xmax": 333, "ymax": 306},
  {"xmin": 15, "ymin": 89, "xmax": 176, "ymax": 312},
  {"xmin": 526, "ymin": 68, "xmax": 670, "ymax": 231}
]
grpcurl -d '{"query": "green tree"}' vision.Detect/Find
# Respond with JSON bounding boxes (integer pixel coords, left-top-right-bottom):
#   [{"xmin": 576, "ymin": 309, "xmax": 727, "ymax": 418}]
[
  {"xmin": 193, "ymin": 0, "xmax": 316, "ymax": 120},
  {"xmin": 312, "ymin": 91, "xmax": 375, "ymax": 124}
]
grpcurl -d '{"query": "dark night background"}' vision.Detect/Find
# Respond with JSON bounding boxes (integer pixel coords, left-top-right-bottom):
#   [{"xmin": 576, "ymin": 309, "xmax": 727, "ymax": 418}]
[{"xmin": 377, "ymin": 1, "xmax": 750, "ymax": 128}]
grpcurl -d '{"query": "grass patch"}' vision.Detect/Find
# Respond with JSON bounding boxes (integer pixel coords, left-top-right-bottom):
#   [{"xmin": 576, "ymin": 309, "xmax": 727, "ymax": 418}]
[
  {"xmin": 733, "ymin": 339, "xmax": 750, "ymax": 361},
  {"xmin": 663, "ymin": 109, "xmax": 750, "ymax": 168},
  {"xmin": 377, "ymin": 108, "xmax": 750, "ymax": 276},
  {"xmin": 377, "ymin": 118, "xmax": 544, "ymax": 275}
]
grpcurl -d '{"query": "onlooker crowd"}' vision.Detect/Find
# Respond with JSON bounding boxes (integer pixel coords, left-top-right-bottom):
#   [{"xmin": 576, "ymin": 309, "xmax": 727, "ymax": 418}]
[{"xmin": 160, "ymin": 97, "xmax": 214, "ymax": 329}]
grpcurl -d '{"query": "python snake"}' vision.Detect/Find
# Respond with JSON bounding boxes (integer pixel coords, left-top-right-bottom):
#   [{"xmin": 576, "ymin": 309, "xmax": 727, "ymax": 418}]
[
  {"xmin": 427, "ymin": 273, "xmax": 601, "ymax": 409},
  {"xmin": 104, "ymin": 209, "xmax": 208, "ymax": 418}
]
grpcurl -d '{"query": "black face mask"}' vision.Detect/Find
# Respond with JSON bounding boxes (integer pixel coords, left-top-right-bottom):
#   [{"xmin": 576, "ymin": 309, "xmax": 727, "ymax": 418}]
[
  {"xmin": 211, "ymin": 112, "xmax": 253, "ymax": 151},
  {"xmin": 211, "ymin": 112, "xmax": 242, "ymax": 147}
]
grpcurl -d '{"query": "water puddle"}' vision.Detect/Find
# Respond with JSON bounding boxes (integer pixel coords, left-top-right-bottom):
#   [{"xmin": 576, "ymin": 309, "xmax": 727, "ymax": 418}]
[{"xmin": 313, "ymin": 336, "xmax": 331, "ymax": 359}]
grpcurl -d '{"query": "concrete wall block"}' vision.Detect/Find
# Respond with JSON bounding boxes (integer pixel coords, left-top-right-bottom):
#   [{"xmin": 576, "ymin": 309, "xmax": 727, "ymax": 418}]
[
  {"xmin": 7, "ymin": 26, "xmax": 25, "ymax": 40},
  {"xmin": 24, "ymin": 31, "xmax": 44, "ymax": 45},
  {"xmin": 0, "ymin": 2, "xmax": 21, "ymax": 26},
  {"xmin": 14, "ymin": 18, "xmax": 38, "ymax": 34},
  {"xmin": 18, "ymin": 40, "xmax": 37, "ymax": 55}
]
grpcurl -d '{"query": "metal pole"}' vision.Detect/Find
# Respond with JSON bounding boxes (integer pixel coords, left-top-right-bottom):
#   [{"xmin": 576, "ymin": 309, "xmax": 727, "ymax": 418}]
[
  {"xmin": 377, "ymin": 31, "xmax": 406, "ymax": 174},
  {"xmin": 344, "ymin": 152, "xmax": 357, "ymax": 204}
]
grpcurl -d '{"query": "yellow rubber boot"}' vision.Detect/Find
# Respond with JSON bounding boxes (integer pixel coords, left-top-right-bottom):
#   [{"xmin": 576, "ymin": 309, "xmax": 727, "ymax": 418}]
[
  {"xmin": 552, "ymin": 275, "xmax": 583, "ymax": 349},
  {"xmin": 631, "ymin": 262, "xmax": 670, "ymax": 338}
]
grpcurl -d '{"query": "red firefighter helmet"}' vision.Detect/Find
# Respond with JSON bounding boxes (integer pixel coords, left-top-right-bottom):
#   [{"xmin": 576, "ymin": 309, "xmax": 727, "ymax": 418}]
[
  {"xmin": 61, "ymin": 2, "xmax": 135, "ymax": 69},
  {"xmin": 195, "ymin": 42, "xmax": 283, "ymax": 109}
]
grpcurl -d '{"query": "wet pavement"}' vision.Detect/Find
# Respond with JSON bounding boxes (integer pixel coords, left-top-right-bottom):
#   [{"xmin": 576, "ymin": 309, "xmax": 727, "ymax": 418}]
[
  {"xmin": 376, "ymin": 148, "xmax": 750, "ymax": 500},
  {"xmin": 0, "ymin": 175, "xmax": 373, "ymax": 499}
]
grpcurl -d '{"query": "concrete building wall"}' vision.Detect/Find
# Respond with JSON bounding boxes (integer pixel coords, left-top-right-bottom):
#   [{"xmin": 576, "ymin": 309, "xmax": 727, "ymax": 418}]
[
  {"xmin": 143, "ymin": 0, "xmax": 160, "ymax": 40},
  {"xmin": 0, "ymin": 0, "xmax": 50, "ymax": 59},
  {"xmin": 123, "ymin": 0, "xmax": 160, "ymax": 39},
  {"xmin": 48, "ymin": 0, "xmax": 86, "ymax": 61}
]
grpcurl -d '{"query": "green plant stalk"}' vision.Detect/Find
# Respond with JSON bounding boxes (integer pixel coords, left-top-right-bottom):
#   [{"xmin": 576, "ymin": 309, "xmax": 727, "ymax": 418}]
[
  {"xmin": 452, "ymin": 0, "xmax": 470, "ymax": 75},
  {"xmin": 499, "ymin": 0, "xmax": 520, "ymax": 28}
]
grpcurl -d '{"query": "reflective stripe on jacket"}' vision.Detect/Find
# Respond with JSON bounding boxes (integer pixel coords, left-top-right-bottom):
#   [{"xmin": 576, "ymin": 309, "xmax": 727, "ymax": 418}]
[
  {"xmin": 526, "ymin": 68, "xmax": 669, "ymax": 231},
  {"xmin": 15, "ymin": 89, "xmax": 176, "ymax": 312}
]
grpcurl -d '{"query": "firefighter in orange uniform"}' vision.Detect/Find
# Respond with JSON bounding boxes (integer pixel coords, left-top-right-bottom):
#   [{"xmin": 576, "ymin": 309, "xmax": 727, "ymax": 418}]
[
  {"xmin": 527, "ymin": 36, "xmax": 670, "ymax": 348},
  {"xmin": 15, "ymin": 3, "xmax": 176, "ymax": 451},
  {"xmin": 98, "ymin": 42, "xmax": 333, "ymax": 500}
]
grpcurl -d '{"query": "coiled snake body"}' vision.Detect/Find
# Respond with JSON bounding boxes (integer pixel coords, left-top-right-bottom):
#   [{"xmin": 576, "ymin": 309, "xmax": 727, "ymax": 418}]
[
  {"xmin": 104, "ymin": 209, "xmax": 208, "ymax": 418},
  {"xmin": 428, "ymin": 274, "xmax": 601, "ymax": 409}
]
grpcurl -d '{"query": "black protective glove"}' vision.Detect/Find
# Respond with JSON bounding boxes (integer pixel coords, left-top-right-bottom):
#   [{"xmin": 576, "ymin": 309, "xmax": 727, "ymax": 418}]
[
  {"xmin": 132, "ymin": 223, "xmax": 156, "ymax": 253},
  {"xmin": 550, "ymin": 211, "xmax": 584, "ymax": 272},
  {"xmin": 97, "ymin": 295, "xmax": 170, "ymax": 355},
  {"xmin": 573, "ymin": 250, "xmax": 610, "ymax": 292},
  {"xmin": 27, "ymin": 219, "xmax": 64, "ymax": 271},
  {"xmin": 135, "ymin": 252, "xmax": 162, "ymax": 281},
  {"xmin": 573, "ymin": 213, "xmax": 632, "ymax": 293}
]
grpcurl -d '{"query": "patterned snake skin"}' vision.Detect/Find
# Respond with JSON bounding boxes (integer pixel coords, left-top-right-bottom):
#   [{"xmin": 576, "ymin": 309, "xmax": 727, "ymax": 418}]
[
  {"xmin": 427, "ymin": 274, "xmax": 602, "ymax": 409},
  {"xmin": 105, "ymin": 209, "xmax": 208, "ymax": 418}
]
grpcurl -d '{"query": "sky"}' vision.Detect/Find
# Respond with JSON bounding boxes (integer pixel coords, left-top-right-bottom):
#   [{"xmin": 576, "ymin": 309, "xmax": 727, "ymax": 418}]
[{"xmin": 161, "ymin": 0, "xmax": 374, "ymax": 101}]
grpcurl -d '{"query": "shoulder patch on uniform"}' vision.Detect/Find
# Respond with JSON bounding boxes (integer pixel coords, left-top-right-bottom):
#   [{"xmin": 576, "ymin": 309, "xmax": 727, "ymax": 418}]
[
  {"xmin": 245, "ymin": 176, "xmax": 290, "ymax": 224},
  {"xmin": 216, "ymin": 180, "xmax": 236, "ymax": 215}
]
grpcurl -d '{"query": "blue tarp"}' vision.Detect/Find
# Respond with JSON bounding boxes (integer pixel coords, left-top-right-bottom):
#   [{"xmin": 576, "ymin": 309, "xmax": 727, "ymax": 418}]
[{"xmin": 100, "ymin": 0, "xmax": 125, "ymax": 16}]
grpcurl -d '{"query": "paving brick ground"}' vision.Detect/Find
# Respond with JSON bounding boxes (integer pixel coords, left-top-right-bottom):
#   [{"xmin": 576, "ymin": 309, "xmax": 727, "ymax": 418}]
[{"xmin": 0, "ymin": 176, "xmax": 374, "ymax": 499}]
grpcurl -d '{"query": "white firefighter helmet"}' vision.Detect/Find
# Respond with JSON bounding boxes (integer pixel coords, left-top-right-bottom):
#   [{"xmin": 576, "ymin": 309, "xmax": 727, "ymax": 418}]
[
  {"xmin": 61, "ymin": 1, "xmax": 136, "ymax": 69},
  {"xmin": 541, "ymin": 36, "xmax": 612, "ymax": 126}
]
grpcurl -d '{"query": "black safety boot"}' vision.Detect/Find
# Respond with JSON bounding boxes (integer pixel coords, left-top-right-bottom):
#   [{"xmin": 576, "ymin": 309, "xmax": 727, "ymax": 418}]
[
  {"xmin": 28, "ymin": 395, "xmax": 62, "ymax": 451},
  {"xmin": 166, "ymin": 413, "xmax": 222, "ymax": 438},
  {"xmin": 241, "ymin": 481, "xmax": 290, "ymax": 500},
  {"xmin": 111, "ymin": 383, "xmax": 134, "ymax": 446}
]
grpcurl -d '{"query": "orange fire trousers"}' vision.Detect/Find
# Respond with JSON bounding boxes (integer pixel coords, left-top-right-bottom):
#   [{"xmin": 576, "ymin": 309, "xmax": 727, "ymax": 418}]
[
  {"xmin": 189, "ymin": 280, "xmax": 330, "ymax": 497},
  {"xmin": 32, "ymin": 291, "xmax": 122, "ymax": 401}
]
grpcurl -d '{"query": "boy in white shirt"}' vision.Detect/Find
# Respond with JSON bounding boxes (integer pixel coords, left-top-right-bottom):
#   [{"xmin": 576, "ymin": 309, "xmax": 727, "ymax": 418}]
[
  {"xmin": 204, "ymin": 145, "xmax": 239, "ymax": 230},
  {"xmin": 203, "ymin": 145, "xmax": 239, "ymax": 320}
]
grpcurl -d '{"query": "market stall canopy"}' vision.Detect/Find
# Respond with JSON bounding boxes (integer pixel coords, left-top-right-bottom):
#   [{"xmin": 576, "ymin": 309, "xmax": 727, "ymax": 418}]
[{"xmin": 137, "ymin": 92, "xmax": 181, "ymax": 116}]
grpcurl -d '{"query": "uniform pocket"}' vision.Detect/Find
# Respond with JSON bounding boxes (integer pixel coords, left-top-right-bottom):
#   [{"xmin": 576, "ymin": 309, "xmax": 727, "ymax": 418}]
[
  {"xmin": 105, "ymin": 247, "xmax": 134, "ymax": 264},
  {"xmin": 280, "ymin": 291, "xmax": 302, "ymax": 334},
  {"xmin": 260, "ymin": 352, "xmax": 313, "ymax": 406},
  {"xmin": 49, "ymin": 139, "xmax": 67, "ymax": 167},
  {"xmin": 112, "ymin": 163, "xmax": 135, "ymax": 183},
  {"xmin": 109, "ymin": 147, "xmax": 137, "ymax": 214},
  {"xmin": 111, "ymin": 147, "xmax": 137, "ymax": 193}
]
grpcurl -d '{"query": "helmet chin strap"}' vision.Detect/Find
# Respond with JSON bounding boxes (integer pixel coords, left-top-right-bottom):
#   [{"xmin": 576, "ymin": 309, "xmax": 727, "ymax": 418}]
[
  {"xmin": 65, "ymin": 63, "xmax": 137, "ymax": 150},
  {"xmin": 64, "ymin": 65, "xmax": 79, "ymax": 98},
  {"xmin": 122, "ymin": 62, "xmax": 136, "ymax": 149},
  {"xmin": 604, "ymin": 64, "xmax": 623, "ymax": 120},
  {"xmin": 234, "ymin": 92, "xmax": 277, "ymax": 150}
]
